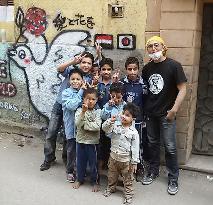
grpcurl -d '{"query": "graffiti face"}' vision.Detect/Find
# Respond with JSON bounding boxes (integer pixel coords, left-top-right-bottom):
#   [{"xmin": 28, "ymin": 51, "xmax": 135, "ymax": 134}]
[{"xmin": 8, "ymin": 45, "xmax": 32, "ymax": 68}]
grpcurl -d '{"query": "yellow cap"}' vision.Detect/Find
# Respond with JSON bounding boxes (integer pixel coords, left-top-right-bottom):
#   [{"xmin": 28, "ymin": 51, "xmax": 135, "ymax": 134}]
[{"xmin": 146, "ymin": 36, "xmax": 165, "ymax": 47}]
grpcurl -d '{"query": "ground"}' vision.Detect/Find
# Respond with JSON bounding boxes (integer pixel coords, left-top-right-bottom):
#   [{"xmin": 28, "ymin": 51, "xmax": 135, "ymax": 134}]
[{"xmin": 0, "ymin": 133, "xmax": 212, "ymax": 205}]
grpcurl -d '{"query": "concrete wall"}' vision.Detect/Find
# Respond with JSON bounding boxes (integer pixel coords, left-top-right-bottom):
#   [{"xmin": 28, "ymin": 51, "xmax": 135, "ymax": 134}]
[
  {"xmin": 145, "ymin": 0, "xmax": 204, "ymax": 164},
  {"xmin": 0, "ymin": 0, "xmax": 147, "ymax": 127}
]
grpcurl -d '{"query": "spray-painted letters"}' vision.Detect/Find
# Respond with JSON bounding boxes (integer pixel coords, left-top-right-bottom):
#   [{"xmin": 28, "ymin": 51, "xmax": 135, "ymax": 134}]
[{"xmin": 53, "ymin": 13, "xmax": 95, "ymax": 31}]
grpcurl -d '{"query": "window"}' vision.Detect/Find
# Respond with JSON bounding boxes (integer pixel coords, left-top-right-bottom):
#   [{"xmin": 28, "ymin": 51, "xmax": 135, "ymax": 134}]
[
  {"xmin": 0, "ymin": 0, "xmax": 14, "ymax": 6},
  {"xmin": 0, "ymin": 0, "xmax": 14, "ymax": 21}
]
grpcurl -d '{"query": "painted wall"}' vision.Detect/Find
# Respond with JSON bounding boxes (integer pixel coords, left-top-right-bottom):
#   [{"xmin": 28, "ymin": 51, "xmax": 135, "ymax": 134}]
[{"xmin": 0, "ymin": 0, "xmax": 147, "ymax": 126}]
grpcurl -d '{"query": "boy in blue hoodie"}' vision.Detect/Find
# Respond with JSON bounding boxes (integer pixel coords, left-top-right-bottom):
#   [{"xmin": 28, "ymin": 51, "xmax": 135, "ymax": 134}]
[
  {"xmin": 121, "ymin": 57, "xmax": 148, "ymax": 181},
  {"xmin": 40, "ymin": 52, "xmax": 94, "ymax": 171},
  {"xmin": 62, "ymin": 68, "xmax": 87, "ymax": 182},
  {"xmin": 101, "ymin": 82, "xmax": 126, "ymax": 129}
]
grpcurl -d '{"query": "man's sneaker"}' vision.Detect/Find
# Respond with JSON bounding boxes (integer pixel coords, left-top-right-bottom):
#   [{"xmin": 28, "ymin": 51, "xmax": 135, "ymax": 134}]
[
  {"xmin": 40, "ymin": 161, "xmax": 51, "ymax": 171},
  {"xmin": 40, "ymin": 158, "xmax": 56, "ymax": 171},
  {"xmin": 67, "ymin": 173, "xmax": 76, "ymax": 183},
  {"xmin": 142, "ymin": 173, "xmax": 159, "ymax": 185},
  {"xmin": 167, "ymin": 180, "xmax": 178, "ymax": 195}
]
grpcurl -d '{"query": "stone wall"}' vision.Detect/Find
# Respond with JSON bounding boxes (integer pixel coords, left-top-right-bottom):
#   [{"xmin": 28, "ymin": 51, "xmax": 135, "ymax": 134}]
[{"xmin": 145, "ymin": 0, "xmax": 204, "ymax": 164}]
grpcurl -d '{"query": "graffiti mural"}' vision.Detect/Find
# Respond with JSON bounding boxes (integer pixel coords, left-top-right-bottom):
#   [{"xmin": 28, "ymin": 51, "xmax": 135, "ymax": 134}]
[
  {"xmin": 0, "ymin": 6, "xmax": 142, "ymax": 126},
  {"xmin": 25, "ymin": 7, "xmax": 47, "ymax": 36},
  {"xmin": 53, "ymin": 12, "xmax": 95, "ymax": 31},
  {"xmin": 0, "ymin": 49, "xmax": 17, "ymax": 97},
  {"xmin": 0, "ymin": 82, "xmax": 17, "ymax": 97},
  {"xmin": 0, "ymin": 60, "xmax": 7, "ymax": 78},
  {"xmin": 8, "ymin": 7, "xmax": 91, "ymax": 119}
]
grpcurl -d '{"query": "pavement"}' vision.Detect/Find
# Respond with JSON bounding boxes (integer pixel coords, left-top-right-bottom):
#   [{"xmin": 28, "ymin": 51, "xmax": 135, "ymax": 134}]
[{"xmin": 0, "ymin": 132, "xmax": 213, "ymax": 205}]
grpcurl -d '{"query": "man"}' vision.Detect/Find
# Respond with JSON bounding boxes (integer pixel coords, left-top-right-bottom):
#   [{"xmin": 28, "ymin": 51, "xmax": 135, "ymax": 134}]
[{"xmin": 141, "ymin": 36, "xmax": 187, "ymax": 195}]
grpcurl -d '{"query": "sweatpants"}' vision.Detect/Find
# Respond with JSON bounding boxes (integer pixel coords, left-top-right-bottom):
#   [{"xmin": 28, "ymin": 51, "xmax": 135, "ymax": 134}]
[{"xmin": 76, "ymin": 143, "xmax": 99, "ymax": 185}]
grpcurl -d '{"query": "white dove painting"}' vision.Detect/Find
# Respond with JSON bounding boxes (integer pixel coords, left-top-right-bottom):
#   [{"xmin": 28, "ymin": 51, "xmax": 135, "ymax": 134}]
[{"xmin": 8, "ymin": 30, "xmax": 91, "ymax": 119}]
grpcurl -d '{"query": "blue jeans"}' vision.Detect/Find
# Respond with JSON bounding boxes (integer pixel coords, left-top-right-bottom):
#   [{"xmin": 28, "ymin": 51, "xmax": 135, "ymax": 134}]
[
  {"xmin": 76, "ymin": 143, "xmax": 99, "ymax": 185},
  {"xmin": 66, "ymin": 138, "xmax": 76, "ymax": 174},
  {"xmin": 44, "ymin": 101, "xmax": 66, "ymax": 162},
  {"xmin": 146, "ymin": 116, "xmax": 179, "ymax": 181}
]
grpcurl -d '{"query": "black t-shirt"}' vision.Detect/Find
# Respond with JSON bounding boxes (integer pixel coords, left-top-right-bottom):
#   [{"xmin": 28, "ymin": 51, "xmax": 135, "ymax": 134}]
[{"xmin": 142, "ymin": 58, "xmax": 187, "ymax": 117}]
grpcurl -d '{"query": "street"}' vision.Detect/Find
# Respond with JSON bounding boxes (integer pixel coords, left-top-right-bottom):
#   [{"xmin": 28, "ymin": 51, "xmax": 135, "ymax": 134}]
[{"xmin": 0, "ymin": 133, "xmax": 212, "ymax": 205}]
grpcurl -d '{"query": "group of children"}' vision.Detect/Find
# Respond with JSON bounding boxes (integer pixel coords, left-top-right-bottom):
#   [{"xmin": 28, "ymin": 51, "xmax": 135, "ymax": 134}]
[{"xmin": 58, "ymin": 51, "xmax": 147, "ymax": 204}]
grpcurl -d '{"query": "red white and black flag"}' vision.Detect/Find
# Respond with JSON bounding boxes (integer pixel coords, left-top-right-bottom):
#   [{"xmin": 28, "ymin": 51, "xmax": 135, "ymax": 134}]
[{"xmin": 94, "ymin": 34, "xmax": 113, "ymax": 49}]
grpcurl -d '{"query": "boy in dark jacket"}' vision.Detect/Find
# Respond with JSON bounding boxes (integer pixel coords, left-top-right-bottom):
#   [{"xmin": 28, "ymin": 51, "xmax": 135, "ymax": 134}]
[{"xmin": 120, "ymin": 57, "xmax": 148, "ymax": 181}]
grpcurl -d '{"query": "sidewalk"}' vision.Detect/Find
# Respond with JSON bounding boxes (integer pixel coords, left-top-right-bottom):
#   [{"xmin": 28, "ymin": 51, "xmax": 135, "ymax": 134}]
[
  {"xmin": 0, "ymin": 132, "xmax": 212, "ymax": 205},
  {"xmin": 180, "ymin": 154, "xmax": 213, "ymax": 174}
]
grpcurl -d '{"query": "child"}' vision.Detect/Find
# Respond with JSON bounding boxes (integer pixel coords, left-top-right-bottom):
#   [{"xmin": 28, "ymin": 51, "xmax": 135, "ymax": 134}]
[
  {"xmin": 97, "ymin": 58, "xmax": 113, "ymax": 109},
  {"xmin": 96, "ymin": 58, "xmax": 113, "ymax": 170},
  {"xmin": 121, "ymin": 57, "xmax": 148, "ymax": 181},
  {"xmin": 62, "ymin": 68, "xmax": 86, "ymax": 182},
  {"xmin": 73, "ymin": 88, "xmax": 102, "ymax": 192},
  {"xmin": 40, "ymin": 52, "xmax": 93, "ymax": 171},
  {"xmin": 102, "ymin": 102, "xmax": 140, "ymax": 205},
  {"xmin": 101, "ymin": 82, "xmax": 126, "ymax": 123}
]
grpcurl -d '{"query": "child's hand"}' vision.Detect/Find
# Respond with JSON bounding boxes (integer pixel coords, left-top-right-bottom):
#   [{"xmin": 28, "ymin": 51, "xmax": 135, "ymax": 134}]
[
  {"xmin": 112, "ymin": 68, "xmax": 120, "ymax": 83},
  {"xmin": 95, "ymin": 42, "xmax": 102, "ymax": 57},
  {"xmin": 111, "ymin": 115, "xmax": 117, "ymax": 123},
  {"xmin": 81, "ymin": 81, "xmax": 88, "ymax": 90},
  {"xmin": 108, "ymin": 94, "xmax": 115, "ymax": 106},
  {"xmin": 73, "ymin": 53, "xmax": 86, "ymax": 65},
  {"xmin": 82, "ymin": 99, "xmax": 89, "ymax": 113},
  {"xmin": 92, "ymin": 71, "xmax": 100, "ymax": 86},
  {"xmin": 129, "ymin": 164, "xmax": 137, "ymax": 173}
]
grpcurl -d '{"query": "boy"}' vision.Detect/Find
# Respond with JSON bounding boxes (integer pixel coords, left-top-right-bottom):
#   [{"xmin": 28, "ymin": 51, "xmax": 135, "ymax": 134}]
[
  {"xmin": 121, "ymin": 57, "xmax": 148, "ymax": 181},
  {"xmin": 73, "ymin": 88, "xmax": 102, "ymax": 192},
  {"xmin": 62, "ymin": 68, "xmax": 86, "ymax": 182},
  {"xmin": 97, "ymin": 58, "xmax": 113, "ymax": 109},
  {"xmin": 101, "ymin": 82, "xmax": 126, "ymax": 123},
  {"xmin": 102, "ymin": 102, "xmax": 140, "ymax": 205},
  {"xmin": 40, "ymin": 52, "xmax": 94, "ymax": 171},
  {"xmin": 96, "ymin": 58, "xmax": 113, "ymax": 170}
]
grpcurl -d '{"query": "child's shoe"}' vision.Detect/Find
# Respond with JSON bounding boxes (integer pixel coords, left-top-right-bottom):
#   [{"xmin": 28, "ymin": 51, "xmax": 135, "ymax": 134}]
[
  {"xmin": 103, "ymin": 188, "xmax": 114, "ymax": 197},
  {"xmin": 67, "ymin": 173, "xmax": 76, "ymax": 183},
  {"xmin": 123, "ymin": 197, "xmax": 133, "ymax": 205}
]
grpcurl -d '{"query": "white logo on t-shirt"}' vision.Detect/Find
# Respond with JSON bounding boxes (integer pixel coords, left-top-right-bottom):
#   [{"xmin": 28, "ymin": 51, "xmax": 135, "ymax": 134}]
[{"xmin": 148, "ymin": 74, "xmax": 164, "ymax": 94}]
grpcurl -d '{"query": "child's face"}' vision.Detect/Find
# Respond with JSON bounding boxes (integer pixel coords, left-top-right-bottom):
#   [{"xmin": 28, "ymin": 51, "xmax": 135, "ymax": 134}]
[
  {"xmin": 110, "ymin": 91, "xmax": 123, "ymax": 105},
  {"xmin": 121, "ymin": 110, "xmax": 134, "ymax": 126},
  {"xmin": 126, "ymin": 63, "xmax": 139, "ymax": 81},
  {"xmin": 69, "ymin": 73, "xmax": 83, "ymax": 90},
  {"xmin": 83, "ymin": 93, "xmax": 97, "ymax": 110},
  {"xmin": 100, "ymin": 64, "xmax": 112, "ymax": 80},
  {"xmin": 91, "ymin": 66, "xmax": 100, "ymax": 76},
  {"xmin": 80, "ymin": 57, "xmax": 93, "ymax": 74}
]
